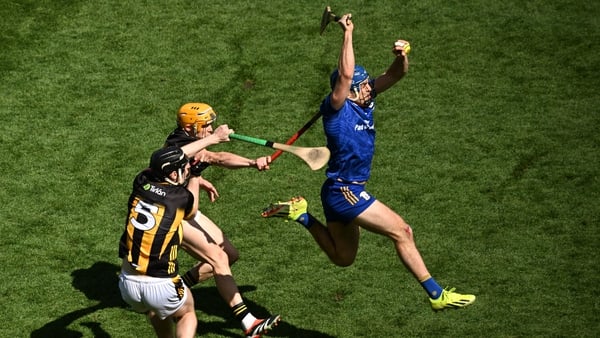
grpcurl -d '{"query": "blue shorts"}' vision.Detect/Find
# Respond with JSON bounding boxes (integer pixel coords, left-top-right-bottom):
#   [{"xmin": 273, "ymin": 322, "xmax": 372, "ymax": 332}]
[{"xmin": 320, "ymin": 178, "xmax": 376, "ymax": 223}]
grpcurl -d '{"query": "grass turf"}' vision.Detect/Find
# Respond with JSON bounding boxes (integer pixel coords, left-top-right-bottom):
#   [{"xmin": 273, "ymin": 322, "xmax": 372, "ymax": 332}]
[{"xmin": 1, "ymin": 0, "xmax": 598, "ymax": 337}]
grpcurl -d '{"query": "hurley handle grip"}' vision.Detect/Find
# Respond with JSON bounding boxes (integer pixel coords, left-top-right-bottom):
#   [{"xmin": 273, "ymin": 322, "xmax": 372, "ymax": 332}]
[{"xmin": 230, "ymin": 133, "xmax": 269, "ymax": 147}]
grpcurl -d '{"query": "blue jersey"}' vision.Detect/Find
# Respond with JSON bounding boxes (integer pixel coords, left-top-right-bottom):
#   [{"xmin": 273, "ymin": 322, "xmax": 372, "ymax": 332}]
[{"xmin": 320, "ymin": 94, "xmax": 377, "ymax": 182}]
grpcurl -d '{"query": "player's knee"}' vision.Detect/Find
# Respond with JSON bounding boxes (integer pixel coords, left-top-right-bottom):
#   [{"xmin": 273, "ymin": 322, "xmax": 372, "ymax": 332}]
[
  {"xmin": 210, "ymin": 249, "xmax": 231, "ymax": 272},
  {"xmin": 331, "ymin": 252, "xmax": 356, "ymax": 267},
  {"xmin": 389, "ymin": 221, "xmax": 413, "ymax": 243},
  {"xmin": 334, "ymin": 259, "xmax": 354, "ymax": 267}
]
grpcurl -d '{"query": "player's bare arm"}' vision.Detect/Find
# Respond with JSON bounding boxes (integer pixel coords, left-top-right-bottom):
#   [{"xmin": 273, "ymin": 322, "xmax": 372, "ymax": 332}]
[
  {"xmin": 331, "ymin": 13, "xmax": 355, "ymax": 110},
  {"xmin": 197, "ymin": 150, "xmax": 271, "ymax": 171},
  {"xmin": 374, "ymin": 40, "xmax": 410, "ymax": 94},
  {"xmin": 181, "ymin": 124, "xmax": 233, "ymax": 156}
]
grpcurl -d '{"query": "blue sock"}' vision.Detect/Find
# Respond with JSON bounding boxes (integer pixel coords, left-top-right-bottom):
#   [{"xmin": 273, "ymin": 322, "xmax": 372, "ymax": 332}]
[
  {"xmin": 296, "ymin": 213, "xmax": 316, "ymax": 229},
  {"xmin": 420, "ymin": 276, "xmax": 444, "ymax": 299}
]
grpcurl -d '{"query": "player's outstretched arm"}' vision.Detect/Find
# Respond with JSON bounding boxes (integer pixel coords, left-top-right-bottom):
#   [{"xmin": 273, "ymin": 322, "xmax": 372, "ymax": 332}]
[
  {"xmin": 181, "ymin": 124, "xmax": 233, "ymax": 156},
  {"xmin": 374, "ymin": 39, "xmax": 410, "ymax": 94},
  {"xmin": 198, "ymin": 151, "xmax": 271, "ymax": 171}
]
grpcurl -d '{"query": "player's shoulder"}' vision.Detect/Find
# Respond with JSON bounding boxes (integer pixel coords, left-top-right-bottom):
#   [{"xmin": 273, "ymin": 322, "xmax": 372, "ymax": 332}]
[
  {"xmin": 132, "ymin": 171, "xmax": 190, "ymax": 201},
  {"xmin": 320, "ymin": 94, "xmax": 341, "ymax": 116},
  {"xmin": 165, "ymin": 128, "xmax": 195, "ymax": 147}
]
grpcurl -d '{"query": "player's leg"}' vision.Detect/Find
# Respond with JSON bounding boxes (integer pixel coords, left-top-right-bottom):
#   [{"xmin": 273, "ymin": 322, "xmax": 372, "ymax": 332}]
[
  {"xmin": 181, "ymin": 222, "xmax": 281, "ymax": 335},
  {"xmin": 144, "ymin": 277, "xmax": 195, "ymax": 338},
  {"xmin": 261, "ymin": 195, "xmax": 361, "ymax": 266},
  {"xmin": 194, "ymin": 212, "xmax": 239, "ymax": 264},
  {"xmin": 182, "ymin": 214, "xmax": 239, "ymax": 284},
  {"xmin": 148, "ymin": 311, "xmax": 174, "ymax": 338},
  {"xmin": 354, "ymin": 199, "xmax": 476, "ymax": 310},
  {"xmin": 308, "ymin": 219, "xmax": 360, "ymax": 266},
  {"xmin": 180, "ymin": 222, "xmax": 243, "ymax": 304},
  {"xmin": 173, "ymin": 310, "xmax": 197, "ymax": 338},
  {"xmin": 352, "ymin": 200, "xmax": 430, "ymax": 278},
  {"xmin": 170, "ymin": 287, "xmax": 197, "ymax": 338},
  {"xmin": 261, "ymin": 183, "xmax": 363, "ymax": 266},
  {"xmin": 119, "ymin": 263, "xmax": 178, "ymax": 336},
  {"xmin": 312, "ymin": 181, "xmax": 374, "ymax": 266},
  {"xmin": 148, "ymin": 287, "xmax": 196, "ymax": 338}
]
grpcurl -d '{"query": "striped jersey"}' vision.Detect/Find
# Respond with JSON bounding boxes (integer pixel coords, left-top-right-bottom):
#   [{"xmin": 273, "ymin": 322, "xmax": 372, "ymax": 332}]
[
  {"xmin": 164, "ymin": 127, "xmax": 210, "ymax": 174},
  {"xmin": 118, "ymin": 169, "xmax": 195, "ymax": 278}
]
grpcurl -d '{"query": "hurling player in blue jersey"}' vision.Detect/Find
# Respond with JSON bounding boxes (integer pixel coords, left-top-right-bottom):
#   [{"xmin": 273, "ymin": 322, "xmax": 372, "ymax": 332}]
[{"xmin": 263, "ymin": 12, "xmax": 475, "ymax": 311}]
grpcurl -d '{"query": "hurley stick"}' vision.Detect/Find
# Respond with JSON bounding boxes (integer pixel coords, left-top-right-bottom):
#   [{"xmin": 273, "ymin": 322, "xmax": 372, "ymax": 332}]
[
  {"xmin": 230, "ymin": 133, "xmax": 329, "ymax": 171},
  {"xmin": 270, "ymin": 112, "xmax": 322, "ymax": 162}
]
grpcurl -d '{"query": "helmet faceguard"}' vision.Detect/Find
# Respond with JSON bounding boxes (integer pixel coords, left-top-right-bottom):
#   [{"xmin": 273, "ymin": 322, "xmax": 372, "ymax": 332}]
[
  {"xmin": 149, "ymin": 146, "xmax": 189, "ymax": 185},
  {"xmin": 177, "ymin": 103, "xmax": 217, "ymax": 137}
]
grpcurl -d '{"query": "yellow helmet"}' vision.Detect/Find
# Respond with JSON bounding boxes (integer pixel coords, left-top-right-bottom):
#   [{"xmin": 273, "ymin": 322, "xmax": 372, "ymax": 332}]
[{"xmin": 177, "ymin": 103, "xmax": 217, "ymax": 132}]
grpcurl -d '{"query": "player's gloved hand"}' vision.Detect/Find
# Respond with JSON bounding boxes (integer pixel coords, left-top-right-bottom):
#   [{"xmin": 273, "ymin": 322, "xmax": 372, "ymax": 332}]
[{"xmin": 189, "ymin": 159, "xmax": 209, "ymax": 177}]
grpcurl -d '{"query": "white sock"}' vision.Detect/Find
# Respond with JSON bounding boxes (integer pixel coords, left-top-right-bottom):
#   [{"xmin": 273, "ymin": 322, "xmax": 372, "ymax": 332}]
[{"xmin": 242, "ymin": 313, "xmax": 258, "ymax": 330}]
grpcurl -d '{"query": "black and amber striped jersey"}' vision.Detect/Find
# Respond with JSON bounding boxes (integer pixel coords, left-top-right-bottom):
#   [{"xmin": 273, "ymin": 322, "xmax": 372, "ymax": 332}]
[
  {"xmin": 164, "ymin": 127, "xmax": 211, "ymax": 174},
  {"xmin": 118, "ymin": 169, "xmax": 195, "ymax": 278},
  {"xmin": 164, "ymin": 127, "xmax": 196, "ymax": 148}
]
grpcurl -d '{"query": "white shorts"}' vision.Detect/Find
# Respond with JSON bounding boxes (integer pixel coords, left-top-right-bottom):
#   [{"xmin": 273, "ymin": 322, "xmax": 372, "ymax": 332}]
[{"xmin": 118, "ymin": 264, "xmax": 188, "ymax": 320}]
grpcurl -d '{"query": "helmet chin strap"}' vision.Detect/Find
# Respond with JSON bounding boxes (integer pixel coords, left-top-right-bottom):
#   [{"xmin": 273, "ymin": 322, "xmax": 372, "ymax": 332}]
[
  {"xmin": 165, "ymin": 169, "xmax": 186, "ymax": 185},
  {"xmin": 348, "ymin": 88, "xmax": 361, "ymax": 102},
  {"xmin": 348, "ymin": 88, "xmax": 372, "ymax": 106}
]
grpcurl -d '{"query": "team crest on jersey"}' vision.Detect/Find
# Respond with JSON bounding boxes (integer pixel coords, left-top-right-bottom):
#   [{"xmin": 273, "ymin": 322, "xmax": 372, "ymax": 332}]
[{"xmin": 143, "ymin": 183, "xmax": 166, "ymax": 197}]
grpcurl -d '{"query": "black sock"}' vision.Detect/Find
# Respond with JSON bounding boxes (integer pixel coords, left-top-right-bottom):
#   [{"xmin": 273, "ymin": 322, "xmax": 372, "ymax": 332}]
[
  {"xmin": 232, "ymin": 302, "xmax": 250, "ymax": 322},
  {"xmin": 182, "ymin": 270, "xmax": 197, "ymax": 288}
]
